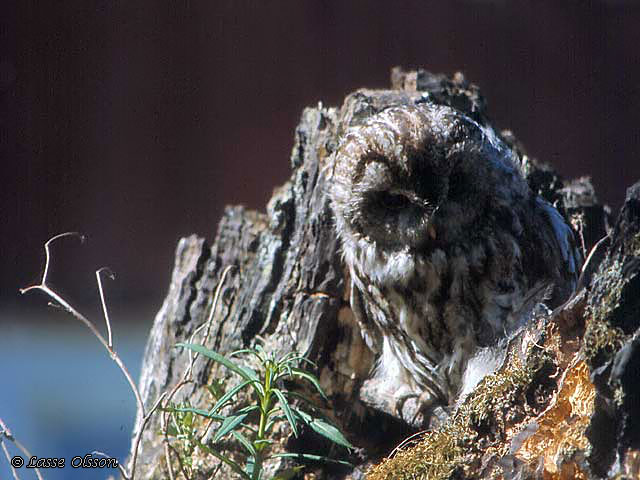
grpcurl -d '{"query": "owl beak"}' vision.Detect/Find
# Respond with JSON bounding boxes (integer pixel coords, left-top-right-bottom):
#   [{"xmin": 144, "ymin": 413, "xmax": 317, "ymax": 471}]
[
  {"xmin": 428, "ymin": 223, "xmax": 437, "ymax": 240},
  {"xmin": 424, "ymin": 203, "xmax": 441, "ymax": 241}
]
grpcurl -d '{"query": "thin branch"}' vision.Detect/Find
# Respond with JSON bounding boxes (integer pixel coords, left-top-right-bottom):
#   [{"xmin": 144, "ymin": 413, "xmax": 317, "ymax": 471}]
[
  {"xmin": 92, "ymin": 451, "xmax": 129, "ymax": 480},
  {"xmin": 167, "ymin": 442, "xmax": 191, "ymax": 480},
  {"xmin": 20, "ymin": 233, "xmax": 145, "ymax": 418},
  {"xmin": 93, "ymin": 391, "xmax": 167, "ymax": 480},
  {"xmin": 22, "ymin": 235, "xmax": 235, "ymax": 480},
  {"xmin": 164, "ymin": 440, "xmax": 176, "ymax": 480},
  {"xmin": 1, "ymin": 439, "xmax": 20, "ymax": 480},
  {"xmin": 19, "ymin": 233, "xmax": 156, "ymax": 480},
  {"xmin": 194, "ymin": 266, "xmax": 234, "ymax": 443},
  {"xmin": 0, "ymin": 418, "xmax": 44, "ymax": 480},
  {"xmin": 160, "ymin": 266, "xmax": 234, "ymax": 475},
  {"xmin": 186, "ymin": 265, "xmax": 234, "ymax": 377},
  {"xmin": 389, "ymin": 429, "xmax": 429, "ymax": 458},
  {"xmin": 42, "ymin": 232, "xmax": 85, "ymax": 285},
  {"xmin": 96, "ymin": 267, "xmax": 116, "ymax": 348},
  {"xmin": 127, "ymin": 392, "xmax": 167, "ymax": 480}
]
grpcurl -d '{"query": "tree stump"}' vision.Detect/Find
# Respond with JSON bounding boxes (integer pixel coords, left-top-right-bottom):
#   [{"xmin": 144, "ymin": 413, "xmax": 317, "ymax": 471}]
[{"xmin": 130, "ymin": 68, "xmax": 638, "ymax": 479}]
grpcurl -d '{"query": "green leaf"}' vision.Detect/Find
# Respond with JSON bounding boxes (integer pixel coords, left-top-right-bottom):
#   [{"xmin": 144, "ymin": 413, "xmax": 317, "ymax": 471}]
[
  {"xmin": 271, "ymin": 453, "xmax": 353, "ymax": 467},
  {"xmin": 232, "ymin": 430, "xmax": 256, "ymax": 457},
  {"xmin": 230, "ymin": 348, "xmax": 265, "ymax": 364},
  {"xmin": 308, "ymin": 419, "xmax": 353, "ymax": 450},
  {"xmin": 177, "ymin": 343, "xmax": 259, "ymax": 382},
  {"xmin": 298, "ymin": 357, "xmax": 317, "ymax": 368},
  {"xmin": 213, "ymin": 413, "xmax": 248, "ymax": 443},
  {"xmin": 270, "ymin": 466, "xmax": 305, "ymax": 480},
  {"xmin": 281, "ymin": 353, "xmax": 315, "ymax": 368},
  {"xmin": 229, "ymin": 348, "xmax": 256, "ymax": 357},
  {"xmin": 253, "ymin": 438, "xmax": 273, "ymax": 449},
  {"xmin": 197, "ymin": 442, "xmax": 252, "ymax": 480},
  {"xmin": 207, "ymin": 379, "xmax": 226, "ymax": 399},
  {"xmin": 290, "ymin": 367, "xmax": 327, "ymax": 400},
  {"xmin": 272, "ymin": 388, "xmax": 298, "ymax": 437},
  {"xmin": 281, "ymin": 363, "xmax": 293, "ymax": 380},
  {"xmin": 245, "ymin": 456, "xmax": 255, "ymax": 478},
  {"xmin": 294, "ymin": 408, "xmax": 312, "ymax": 423},
  {"xmin": 277, "ymin": 351, "xmax": 298, "ymax": 365},
  {"xmin": 284, "ymin": 354, "xmax": 317, "ymax": 369},
  {"xmin": 182, "ymin": 411, "xmax": 193, "ymax": 426},
  {"xmin": 235, "ymin": 404, "xmax": 260, "ymax": 416},
  {"xmin": 286, "ymin": 390, "xmax": 318, "ymax": 407},
  {"xmin": 245, "ymin": 457, "xmax": 262, "ymax": 480},
  {"xmin": 209, "ymin": 379, "xmax": 253, "ymax": 415},
  {"xmin": 265, "ymin": 414, "xmax": 287, "ymax": 433},
  {"xmin": 170, "ymin": 406, "xmax": 225, "ymax": 421},
  {"xmin": 294, "ymin": 409, "xmax": 353, "ymax": 450}
]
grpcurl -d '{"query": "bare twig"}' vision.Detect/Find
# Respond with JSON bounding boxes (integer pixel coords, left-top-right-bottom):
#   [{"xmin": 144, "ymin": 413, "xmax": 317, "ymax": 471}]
[
  {"xmin": 20, "ymin": 234, "xmax": 234, "ymax": 480},
  {"xmin": 92, "ymin": 451, "xmax": 129, "ymax": 480},
  {"xmin": 166, "ymin": 442, "xmax": 191, "ymax": 480},
  {"xmin": 388, "ymin": 429, "xmax": 429, "ymax": 458},
  {"xmin": 187, "ymin": 265, "xmax": 235, "ymax": 377},
  {"xmin": 42, "ymin": 232, "xmax": 84, "ymax": 285},
  {"xmin": 19, "ymin": 233, "xmax": 164, "ymax": 480},
  {"xmin": 1, "ymin": 440, "xmax": 19, "ymax": 480},
  {"xmin": 164, "ymin": 441, "xmax": 176, "ymax": 480},
  {"xmin": 0, "ymin": 418, "xmax": 44, "ymax": 480},
  {"xmin": 20, "ymin": 233, "xmax": 144, "ymax": 419},
  {"xmin": 96, "ymin": 267, "xmax": 116, "ymax": 348},
  {"xmin": 91, "ymin": 391, "xmax": 167, "ymax": 480},
  {"xmin": 160, "ymin": 265, "xmax": 234, "ymax": 477},
  {"xmin": 127, "ymin": 392, "xmax": 168, "ymax": 480}
]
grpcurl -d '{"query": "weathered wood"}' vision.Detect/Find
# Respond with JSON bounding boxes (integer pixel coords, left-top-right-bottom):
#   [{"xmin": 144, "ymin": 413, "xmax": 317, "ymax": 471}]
[{"xmin": 130, "ymin": 68, "xmax": 636, "ymax": 479}]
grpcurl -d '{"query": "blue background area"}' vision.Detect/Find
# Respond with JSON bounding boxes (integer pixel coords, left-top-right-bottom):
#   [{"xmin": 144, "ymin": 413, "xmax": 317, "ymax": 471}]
[{"xmin": 0, "ymin": 311, "xmax": 151, "ymax": 480}]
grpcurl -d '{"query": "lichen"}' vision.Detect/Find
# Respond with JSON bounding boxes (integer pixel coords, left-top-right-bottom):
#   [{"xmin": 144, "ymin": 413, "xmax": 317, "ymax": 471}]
[
  {"xmin": 582, "ymin": 258, "xmax": 628, "ymax": 364},
  {"xmin": 629, "ymin": 232, "xmax": 640, "ymax": 257},
  {"xmin": 366, "ymin": 335, "xmax": 555, "ymax": 480},
  {"xmin": 514, "ymin": 360, "xmax": 595, "ymax": 475}
]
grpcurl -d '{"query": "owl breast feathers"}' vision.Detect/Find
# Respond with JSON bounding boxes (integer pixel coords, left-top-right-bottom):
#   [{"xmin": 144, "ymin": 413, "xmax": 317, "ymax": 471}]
[{"xmin": 329, "ymin": 101, "xmax": 581, "ymax": 425}]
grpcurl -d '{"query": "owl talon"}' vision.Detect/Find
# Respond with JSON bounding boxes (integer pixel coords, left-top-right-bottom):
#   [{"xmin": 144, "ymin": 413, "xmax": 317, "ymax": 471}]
[
  {"xmin": 394, "ymin": 391, "xmax": 418, "ymax": 418},
  {"xmin": 395, "ymin": 390, "xmax": 446, "ymax": 429}
]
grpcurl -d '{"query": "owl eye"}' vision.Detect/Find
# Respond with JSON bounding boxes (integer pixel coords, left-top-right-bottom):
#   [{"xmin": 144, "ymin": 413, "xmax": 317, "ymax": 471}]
[{"xmin": 377, "ymin": 192, "xmax": 412, "ymax": 211}]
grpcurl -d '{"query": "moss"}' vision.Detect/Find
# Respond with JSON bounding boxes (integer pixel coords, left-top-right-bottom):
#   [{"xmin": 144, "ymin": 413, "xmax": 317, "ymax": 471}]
[
  {"xmin": 629, "ymin": 233, "xmax": 640, "ymax": 257},
  {"xmin": 367, "ymin": 339, "xmax": 555, "ymax": 480},
  {"xmin": 582, "ymin": 312, "xmax": 625, "ymax": 366},
  {"xmin": 582, "ymin": 258, "xmax": 628, "ymax": 366}
]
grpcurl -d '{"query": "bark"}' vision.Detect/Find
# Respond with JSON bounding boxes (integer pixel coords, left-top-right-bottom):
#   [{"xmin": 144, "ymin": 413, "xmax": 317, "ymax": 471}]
[{"xmin": 130, "ymin": 68, "xmax": 638, "ymax": 479}]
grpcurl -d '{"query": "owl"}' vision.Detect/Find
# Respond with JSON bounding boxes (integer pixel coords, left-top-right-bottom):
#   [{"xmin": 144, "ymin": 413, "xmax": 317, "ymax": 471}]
[{"xmin": 329, "ymin": 100, "xmax": 581, "ymax": 426}]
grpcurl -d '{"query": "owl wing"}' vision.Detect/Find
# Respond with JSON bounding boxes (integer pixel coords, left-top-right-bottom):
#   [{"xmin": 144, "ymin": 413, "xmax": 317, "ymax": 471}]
[
  {"xmin": 349, "ymin": 277, "xmax": 383, "ymax": 354},
  {"xmin": 535, "ymin": 198, "xmax": 583, "ymax": 304}
]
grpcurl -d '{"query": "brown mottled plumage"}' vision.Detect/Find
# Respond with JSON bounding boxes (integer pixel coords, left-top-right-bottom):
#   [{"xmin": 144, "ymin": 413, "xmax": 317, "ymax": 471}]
[{"xmin": 329, "ymin": 101, "xmax": 580, "ymax": 426}]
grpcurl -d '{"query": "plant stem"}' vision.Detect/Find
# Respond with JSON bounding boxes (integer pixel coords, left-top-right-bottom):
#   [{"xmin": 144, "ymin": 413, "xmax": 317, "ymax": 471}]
[{"xmin": 253, "ymin": 362, "xmax": 274, "ymax": 480}]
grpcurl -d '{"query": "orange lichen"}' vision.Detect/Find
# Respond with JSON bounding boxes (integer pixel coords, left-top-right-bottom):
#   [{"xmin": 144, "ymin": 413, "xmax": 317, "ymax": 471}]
[{"xmin": 515, "ymin": 359, "xmax": 595, "ymax": 476}]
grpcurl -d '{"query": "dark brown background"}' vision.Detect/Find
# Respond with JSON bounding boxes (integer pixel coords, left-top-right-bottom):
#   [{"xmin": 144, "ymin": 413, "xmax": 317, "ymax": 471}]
[{"xmin": 2, "ymin": 1, "xmax": 639, "ymax": 320}]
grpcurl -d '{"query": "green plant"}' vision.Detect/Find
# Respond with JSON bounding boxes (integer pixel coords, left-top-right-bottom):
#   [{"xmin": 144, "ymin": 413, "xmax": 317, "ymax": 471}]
[{"xmin": 165, "ymin": 343, "xmax": 353, "ymax": 480}]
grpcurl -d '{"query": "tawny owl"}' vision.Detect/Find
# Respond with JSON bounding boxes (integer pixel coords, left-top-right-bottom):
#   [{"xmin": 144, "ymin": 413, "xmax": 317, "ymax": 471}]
[{"xmin": 330, "ymin": 99, "xmax": 581, "ymax": 426}]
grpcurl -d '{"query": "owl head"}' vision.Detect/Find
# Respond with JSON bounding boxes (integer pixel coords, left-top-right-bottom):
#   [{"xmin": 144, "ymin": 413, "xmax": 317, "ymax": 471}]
[{"xmin": 330, "ymin": 103, "xmax": 531, "ymax": 286}]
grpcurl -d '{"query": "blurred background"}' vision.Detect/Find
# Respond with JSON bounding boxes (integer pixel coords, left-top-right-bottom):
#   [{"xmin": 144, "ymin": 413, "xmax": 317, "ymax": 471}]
[{"xmin": 1, "ymin": 1, "xmax": 639, "ymax": 478}]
